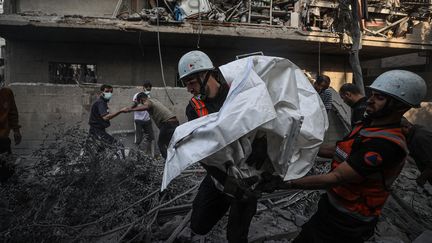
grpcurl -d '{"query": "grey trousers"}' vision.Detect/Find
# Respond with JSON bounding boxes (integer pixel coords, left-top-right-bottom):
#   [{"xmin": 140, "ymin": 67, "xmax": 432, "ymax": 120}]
[{"xmin": 134, "ymin": 119, "xmax": 154, "ymax": 145}]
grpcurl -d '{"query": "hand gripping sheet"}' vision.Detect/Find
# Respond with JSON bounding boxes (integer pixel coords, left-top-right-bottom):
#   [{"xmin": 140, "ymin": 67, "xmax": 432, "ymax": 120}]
[{"xmin": 161, "ymin": 56, "xmax": 328, "ymax": 190}]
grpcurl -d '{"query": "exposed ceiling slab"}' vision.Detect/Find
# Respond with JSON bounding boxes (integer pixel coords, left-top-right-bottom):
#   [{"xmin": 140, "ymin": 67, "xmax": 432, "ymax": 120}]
[{"xmin": 0, "ymin": 14, "xmax": 430, "ymax": 60}]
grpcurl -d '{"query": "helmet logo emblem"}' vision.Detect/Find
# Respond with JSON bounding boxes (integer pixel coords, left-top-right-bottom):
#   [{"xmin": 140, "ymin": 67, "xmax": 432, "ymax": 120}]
[{"xmin": 188, "ymin": 64, "xmax": 194, "ymax": 70}]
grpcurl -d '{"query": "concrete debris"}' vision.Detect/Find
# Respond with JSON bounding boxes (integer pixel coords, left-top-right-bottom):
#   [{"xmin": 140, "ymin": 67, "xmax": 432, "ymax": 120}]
[
  {"xmin": 1, "ymin": 125, "xmax": 432, "ymax": 242},
  {"xmin": 176, "ymin": 0, "xmax": 212, "ymax": 20},
  {"xmin": 157, "ymin": 215, "xmax": 184, "ymax": 239},
  {"xmin": 413, "ymin": 230, "xmax": 432, "ymax": 243},
  {"xmin": 110, "ymin": 0, "xmax": 431, "ymax": 40}
]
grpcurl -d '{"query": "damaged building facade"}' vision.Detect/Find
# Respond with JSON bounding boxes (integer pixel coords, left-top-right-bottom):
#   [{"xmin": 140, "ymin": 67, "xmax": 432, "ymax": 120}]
[{"xmin": 0, "ymin": 0, "xmax": 431, "ymax": 153}]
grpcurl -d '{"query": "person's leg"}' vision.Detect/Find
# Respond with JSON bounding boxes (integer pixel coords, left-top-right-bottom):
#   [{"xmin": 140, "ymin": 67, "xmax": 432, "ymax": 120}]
[
  {"xmin": 91, "ymin": 127, "xmax": 124, "ymax": 159},
  {"xmin": 190, "ymin": 175, "xmax": 231, "ymax": 235},
  {"xmin": 0, "ymin": 137, "xmax": 12, "ymax": 154},
  {"xmin": 293, "ymin": 194, "xmax": 376, "ymax": 243},
  {"xmin": 292, "ymin": 211, "xmax": 325, "ymax": 243},
  {"xmin": 226, "ymin": 198, "xmax": 258, "ymax": 243},
  {"xmin": 142, "ymin": 120, "xmax": 155, "ymax": 155},
  {"xmin": 0, "ymin": 137, "xmax": 13, "ymax": 183},
  {"xmin": 89, "ymin": 127, "xmax": 114, "ymax": 146},
  {"xmin": 157, "ymin": 129, "xmax": 167, "ymax": 159},
  {"xmin": 134, "ymin": 120, "xmax": 144, "ymax": 146},
  {"xmin": 166, "ymin": 121, "xmax": 179, "ymax": 141},
  {"xmin": 158, "ymin": 121, "xmax": 178, "ymax": 159}
]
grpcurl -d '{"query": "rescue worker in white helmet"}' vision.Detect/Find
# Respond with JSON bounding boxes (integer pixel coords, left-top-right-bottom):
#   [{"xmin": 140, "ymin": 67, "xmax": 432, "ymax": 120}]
[
  {"xmin": 256, "ymin": 70, "xmax": 427, "ymax": 242},
  {"xmin": 178, "ymin": 50, "xmax": 267, "ymax": 242},
  {"xmin": 179, "ymin": 50, "xmax": 230, "ymax": 120}
]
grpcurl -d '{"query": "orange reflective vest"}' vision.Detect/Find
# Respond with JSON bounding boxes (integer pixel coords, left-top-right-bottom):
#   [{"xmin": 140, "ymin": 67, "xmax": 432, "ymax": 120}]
[
  {"xmin": 328, "ymin": 124, "xmax": 408, "ymax": 219},
  {"xmin": 190, "ymin": 97, "xmax": 209, "ymax": 117}
]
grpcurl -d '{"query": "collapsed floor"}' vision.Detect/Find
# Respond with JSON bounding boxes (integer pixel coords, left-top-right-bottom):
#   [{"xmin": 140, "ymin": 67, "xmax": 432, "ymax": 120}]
[
  {"xmin": 114, "ymin": 0, "xmax": 432, "ymax": 39},
  {"xmin": 0, "ymin": 124, "xmax": 431, "ymax": 242}
]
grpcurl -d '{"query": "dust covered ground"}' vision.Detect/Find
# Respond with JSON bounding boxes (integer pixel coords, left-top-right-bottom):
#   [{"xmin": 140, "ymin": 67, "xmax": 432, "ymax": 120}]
[{"xmin": 1, "ymin": 125, "xmax": 431, "ymax": 242}]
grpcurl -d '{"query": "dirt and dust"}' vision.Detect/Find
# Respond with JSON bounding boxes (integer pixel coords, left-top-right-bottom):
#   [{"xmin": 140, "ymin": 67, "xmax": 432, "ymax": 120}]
[{"xmin": 1, "ymin": 125, "xmax": 431, "ymax": 242}]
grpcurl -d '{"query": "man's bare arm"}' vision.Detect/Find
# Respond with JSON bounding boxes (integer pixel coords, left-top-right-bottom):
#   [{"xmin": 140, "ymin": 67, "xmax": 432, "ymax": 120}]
[
  {"xmin": 318, "ymin": 144, "xmax": 336, "ymax": 158},
  {"xmin": 280, "ymin": 161, "xmax": 363, "ymax": 190},
  {"xmin": 102, "ymin": 109, "xmax": 125, "ymax": 121}
]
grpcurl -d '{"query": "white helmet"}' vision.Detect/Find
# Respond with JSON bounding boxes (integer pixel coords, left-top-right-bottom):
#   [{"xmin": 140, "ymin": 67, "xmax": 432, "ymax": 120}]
[
  {"xmin": 369, "ymin": 70, "xmax": 427, "ymax": 108},
  {"xmin": 178, "ymin": 50, "xmax": 214, "ymax": 80}
]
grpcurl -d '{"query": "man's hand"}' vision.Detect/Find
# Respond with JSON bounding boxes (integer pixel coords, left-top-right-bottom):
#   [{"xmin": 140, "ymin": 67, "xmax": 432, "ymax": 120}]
[
  {"xmin": 223, "ymin": 176, "xmax": 260, "ymax": 201},
  {"xmin": 255, "ymin": 172, "xmax": 284, "ymax": 193},
  {"xmin": 245, "ymin": 136, "xmax": 268, "ymax": 170},
  {"xmin": 13, "ymin": 130, "xmax": 22, "ymax": 145}
]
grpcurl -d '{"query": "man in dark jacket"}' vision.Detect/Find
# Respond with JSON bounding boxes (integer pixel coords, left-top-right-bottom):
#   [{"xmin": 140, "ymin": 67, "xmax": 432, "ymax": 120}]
[
  {"xmin": 339, "ymin": 83, "xmax": 368, "ymax": 127},
  {"xmin": 88, "ymin": 84, "xmax": 127, "ymax": 151}
]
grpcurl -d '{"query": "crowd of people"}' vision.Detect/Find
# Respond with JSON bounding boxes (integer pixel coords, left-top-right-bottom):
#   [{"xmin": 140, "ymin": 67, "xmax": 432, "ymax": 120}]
[{"xmin": 1, "ymin": 51, "xmax": 431, "ymax": 242}]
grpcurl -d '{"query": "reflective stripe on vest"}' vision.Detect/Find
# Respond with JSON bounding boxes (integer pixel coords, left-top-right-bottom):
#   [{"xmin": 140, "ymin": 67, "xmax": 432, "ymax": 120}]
[
  {"xmin": 190, "ymin": 97, "xmax": 209, "ymax": 117},
  {"xmin": 329, "ymin": 124, "xmax": 408, "ymax": 219}
]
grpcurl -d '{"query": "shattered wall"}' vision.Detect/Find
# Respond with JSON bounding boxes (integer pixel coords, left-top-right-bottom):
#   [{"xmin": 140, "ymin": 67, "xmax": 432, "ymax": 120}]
[
  {"xmin": 4, "ymin": 39, "xmax": 353, "ymax": 88},
  {"xmin": 13, "ymin": 0, "xmax": 120, "ymax": 17},
  {"xmin": 4, "ymin": 40, "xmax": 188, "ymax": 87}
]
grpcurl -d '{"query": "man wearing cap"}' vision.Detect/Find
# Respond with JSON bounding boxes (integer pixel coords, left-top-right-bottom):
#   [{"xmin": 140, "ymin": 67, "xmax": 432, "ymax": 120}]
[{"xmin": 258, "ymin": 70, "xmax": 427, "ymax": 242}]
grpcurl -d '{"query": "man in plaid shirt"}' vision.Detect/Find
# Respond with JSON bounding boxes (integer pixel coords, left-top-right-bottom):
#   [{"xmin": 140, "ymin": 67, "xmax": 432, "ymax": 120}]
[{"xmin": 314, "ymin": 75, "xmax": 332, "ymax": 112}]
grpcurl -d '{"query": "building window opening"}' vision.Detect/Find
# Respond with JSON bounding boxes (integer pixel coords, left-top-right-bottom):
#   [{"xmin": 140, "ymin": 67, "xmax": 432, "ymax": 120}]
[{"xmin": 49, "ymin": 63, "xmax": 97, "ymax": 84}]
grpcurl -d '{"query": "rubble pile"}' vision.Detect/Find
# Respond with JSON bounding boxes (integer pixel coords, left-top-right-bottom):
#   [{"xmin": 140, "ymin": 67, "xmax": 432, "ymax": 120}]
[
  {"xmin": 117, "ymin": 0, "xmax": 431, "ymax": 38},
  {"xmin": 1, "ymin": 125, "xmax": 431, "ymax": 242},
  {"xmin": 0, "ymin": 124, "xmax": 202, "ymax": 242}
]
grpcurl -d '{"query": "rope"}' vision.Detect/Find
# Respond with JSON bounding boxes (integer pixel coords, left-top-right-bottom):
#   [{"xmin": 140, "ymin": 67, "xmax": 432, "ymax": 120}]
[
  {"xmin": 318, "ymin": 41, "xmax": 321, "ymax": 74},
  {"xmin": 196, "ymin": 0, "xmax": 203, "ymax": 49},
  {"xmin": 155, "ymin": 1, "xmax": 175, "ymax": 105}
]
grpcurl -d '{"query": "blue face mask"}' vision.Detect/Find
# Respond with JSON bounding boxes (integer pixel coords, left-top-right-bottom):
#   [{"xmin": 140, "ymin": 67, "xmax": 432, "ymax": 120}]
[{"xmin": 103, "ymin": 92, "xmax": 112, "ymax": 100}]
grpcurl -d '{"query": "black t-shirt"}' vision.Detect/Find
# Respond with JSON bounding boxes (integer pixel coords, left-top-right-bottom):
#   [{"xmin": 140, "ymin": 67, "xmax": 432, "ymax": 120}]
[
  {"xmin": 351, "ymin": 97, "xmax": 368, "ymax": 128},
  {"xmin": 346, "ymin": 133, "xmax": 405, "ymax": 178},
  {"xmin": 186, "ymin": 83, "xmax": 230, "ymax": 121},
  {"xmin": 89, "ymin": 97, "xmax": 110, "ymax": 129}
]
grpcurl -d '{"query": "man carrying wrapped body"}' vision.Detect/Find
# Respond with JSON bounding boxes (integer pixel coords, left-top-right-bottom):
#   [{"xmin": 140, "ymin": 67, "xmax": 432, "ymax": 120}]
[{"xmin": 161, "ymin": 51, "xmax": 328, "ymax": 242}]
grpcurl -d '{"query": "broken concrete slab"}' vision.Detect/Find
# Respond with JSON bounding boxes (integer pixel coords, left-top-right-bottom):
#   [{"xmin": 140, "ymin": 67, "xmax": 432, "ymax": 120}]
[{"xmin": 413, "ymin": 230, "xmax": 432, "ymax": 243}]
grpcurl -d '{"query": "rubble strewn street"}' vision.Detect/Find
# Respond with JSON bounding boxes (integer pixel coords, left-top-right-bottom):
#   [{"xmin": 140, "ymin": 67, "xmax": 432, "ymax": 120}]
[{"xmin": 1, "ymin": 126, "xmax": 431, "ymax": 242}]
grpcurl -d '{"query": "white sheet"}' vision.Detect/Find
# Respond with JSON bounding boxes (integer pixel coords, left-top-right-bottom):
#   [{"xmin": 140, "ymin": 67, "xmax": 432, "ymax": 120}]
[{"xmin": 161, "ymin": 56, "xmax": 328, "ymax": 190}]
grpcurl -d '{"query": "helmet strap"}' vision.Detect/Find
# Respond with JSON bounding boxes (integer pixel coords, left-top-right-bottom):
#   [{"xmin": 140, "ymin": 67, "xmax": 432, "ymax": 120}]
[
  {"xmin": 366, "ymin": 97, "xmax": 403, "ymax": 119},
  {"xmin": 199, "ymin": 71, "xmax": 212, "ymax": 100}
]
